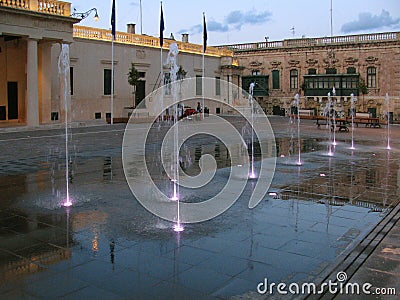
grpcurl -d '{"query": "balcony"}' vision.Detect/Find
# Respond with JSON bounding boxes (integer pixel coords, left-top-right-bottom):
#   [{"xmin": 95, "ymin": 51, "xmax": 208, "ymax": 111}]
[
  {"xmin": 303, "ymin": 74, "xmax": 359, "ymax": 97},
  {"xmin": 0, "ymin": 0, "xmax": 71, "ymax": 17}
]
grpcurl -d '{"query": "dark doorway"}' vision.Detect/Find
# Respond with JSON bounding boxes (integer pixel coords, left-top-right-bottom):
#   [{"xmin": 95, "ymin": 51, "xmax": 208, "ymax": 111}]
[
  {"xmin": 135, "ymin": 80, "xmax": 145, "ymax": 107},
  {"xmin": 367, "ymin": 107, "xmax": 376, "ymax": 118},
  {"xmin": 272, "ymin": 105, "xmax": 281, "ymax": 115},
  {"xmin": 7, "ymin": 82, "xmax": 18, "ymax": 120}
]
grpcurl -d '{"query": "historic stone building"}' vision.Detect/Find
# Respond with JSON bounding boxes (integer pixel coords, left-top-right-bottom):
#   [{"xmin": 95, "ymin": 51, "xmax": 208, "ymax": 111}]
[
  {"xmin": 2, "ymin": 1, "xmax": 400, "ymax": 127},
  {"xmin": 223, "ymin": 32, "xmax": 400, "ymax": 121},
  {"xmin": 1, "ymin": 1, "xmax": 237, "ymax": 127}
]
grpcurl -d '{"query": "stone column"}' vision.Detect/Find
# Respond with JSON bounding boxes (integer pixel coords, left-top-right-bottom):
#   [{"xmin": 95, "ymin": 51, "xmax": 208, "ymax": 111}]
[
  {"xmin": 27, "ymin": 38, "xmax": 39, "ymax": 126},
  {"xmin": 39, "ymin": 42, "xmax": 52, "ymax": 124}
]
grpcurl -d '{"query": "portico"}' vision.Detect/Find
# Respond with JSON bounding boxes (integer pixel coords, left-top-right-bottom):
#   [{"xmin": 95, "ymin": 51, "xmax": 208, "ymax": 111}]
[{"xmin": 0, "ymin": 0, "xmax": 78, "ymax": 126}]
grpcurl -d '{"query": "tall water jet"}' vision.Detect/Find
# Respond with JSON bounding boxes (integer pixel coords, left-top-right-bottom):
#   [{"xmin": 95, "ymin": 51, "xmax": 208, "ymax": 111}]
[
  {"xmin": 385, "ymin": 93, "xmax": 391, "ymax": 150},
  {"xmin": 249, "ymin": 82, "xmax": 256, "ymax": 178},
  {"xmin": 350, "ymin": 93, "xmax": 356, "ymax": 150},
  {"xmin": 58, "ymin": 44, "xmax": 72, "ymax": 207},
  {"xmin": 325, "ymin": 93, "xmax": 333, "ymax": 156},
  {"xmin": 166, "ymin": 43, "xmax": 183, "ymax": 232},
  {"xmin": 332, "ymin": 87, "xmax": 337, "ymax": 146},
  {"xmin": 293, "ymin": 94, "xmax": 302, "ymax": 165}
]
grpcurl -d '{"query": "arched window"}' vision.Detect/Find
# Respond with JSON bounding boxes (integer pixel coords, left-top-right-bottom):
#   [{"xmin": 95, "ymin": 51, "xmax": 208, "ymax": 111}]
[
  {"xmin": 367, "ymin": 67, "xmax": 376, "ymax": 88},
  {"xmin": 290, "ymin": 69, "xmax": 298, "ymax": 90}
]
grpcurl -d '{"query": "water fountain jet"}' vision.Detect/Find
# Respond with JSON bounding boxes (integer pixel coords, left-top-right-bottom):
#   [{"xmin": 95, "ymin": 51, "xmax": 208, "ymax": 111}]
[
  {"xmin": 249, "ymin": 82, "xmax": 256, "ymax": 179},
  {"xmin": 293, "ymin": 94, "xmax": 302, "ymax": 166},
  {"xmin": 58, "ymin": 44, "xmax": 72, "ymax": 207},
  {"xmin": 349, "ymin": 93, "xmax": 356, "ymax": 150},
  {"xmin": 385, "ymin": 93, "xmax": 391, "ymax": 150}
]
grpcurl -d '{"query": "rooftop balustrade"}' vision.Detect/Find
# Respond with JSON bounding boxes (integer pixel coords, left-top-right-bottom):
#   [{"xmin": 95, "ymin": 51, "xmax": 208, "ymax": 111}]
[{"xmin": 0, "ymin": 0, "xmax": 71, "ymax": 16}]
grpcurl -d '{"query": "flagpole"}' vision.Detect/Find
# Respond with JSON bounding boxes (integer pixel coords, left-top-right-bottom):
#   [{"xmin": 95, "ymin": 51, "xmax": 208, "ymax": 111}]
[
  {"xmin": 160, "ymin": 1, "xmax": 164, "ymax": 122},
  {"xmin": 111, "ymin": 38, "xmax": 114, "ymax": 125},
  {"xmin": 202, "ymin": 12, "xmax": 206, "ymax": 119},
  {"xmin": 202, "ymin": 52, "xmax": 205, "ymax": 119},
  {"xmin": 110, "ymin": 0, "xmax": 116, "ymax": 125},
  {"xmin": 160, "ymin": 45, "xmax": 163, "ymax": 121}
]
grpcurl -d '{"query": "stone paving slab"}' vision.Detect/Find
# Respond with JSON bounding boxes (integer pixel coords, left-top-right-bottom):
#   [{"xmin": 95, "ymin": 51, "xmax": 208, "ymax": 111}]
[{"xmin": 0, "ymin": 116, "xmax": 398, "ymax": 299}]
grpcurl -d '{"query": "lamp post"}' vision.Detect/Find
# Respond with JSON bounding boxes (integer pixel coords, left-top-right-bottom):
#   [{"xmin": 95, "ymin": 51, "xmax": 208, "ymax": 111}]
[{"xmin": 71, "ymin": 8, "xmax": 99, "ymax": 21}]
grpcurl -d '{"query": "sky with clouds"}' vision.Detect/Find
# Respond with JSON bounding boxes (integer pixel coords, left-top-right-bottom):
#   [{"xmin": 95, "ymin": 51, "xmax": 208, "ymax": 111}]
[{"xmin": 69, "ymin": 0, "xmax": 400, "ymax": 45}]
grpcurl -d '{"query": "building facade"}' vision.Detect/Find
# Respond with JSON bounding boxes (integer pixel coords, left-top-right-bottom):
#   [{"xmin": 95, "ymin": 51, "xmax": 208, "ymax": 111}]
[
  {"xmin": 0, "ymin": 0, "xmax": 78, "ymax": 126},
  {"xmin": 2, "ymin": 1, "xmax": 400, "ymax": 127},
  {"xmin": 1, "ymin": 1, "xmax": 237, "ymax": 127},
  {"xmin": 223, "ymin": 32, "xmax": 400, "ymax": 121}
]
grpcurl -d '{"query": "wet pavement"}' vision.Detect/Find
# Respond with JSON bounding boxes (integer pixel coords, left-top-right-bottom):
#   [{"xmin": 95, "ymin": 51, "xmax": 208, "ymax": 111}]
[{"xmin": 0, "ymin": 116, "xmax": 399, "ymax": 299}]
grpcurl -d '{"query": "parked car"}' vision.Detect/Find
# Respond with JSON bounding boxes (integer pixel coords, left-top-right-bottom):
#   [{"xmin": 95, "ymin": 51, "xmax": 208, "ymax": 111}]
[{"xmin": 184, "ymin": 107, "xmax": 197, "ymax": 117}]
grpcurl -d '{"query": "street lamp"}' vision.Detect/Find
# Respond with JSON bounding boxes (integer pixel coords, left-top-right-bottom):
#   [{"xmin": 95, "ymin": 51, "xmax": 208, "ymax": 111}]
[{"xmin": 71, "ymin": 8, "xmax": 99, "ymax": 21}]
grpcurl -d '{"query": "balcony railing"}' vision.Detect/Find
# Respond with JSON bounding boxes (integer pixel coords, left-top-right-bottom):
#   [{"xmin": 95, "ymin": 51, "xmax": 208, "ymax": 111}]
[
  {"xmin": 0, "ymin": 0, "xmax": 71, "ymax": 16},
  {"xmin": 73, "ymin": 25, "xmax": 234, "ymax": 58},
  {"xmin": 220, "ymin": 31, "xmax": 400, "ymax": 52}
]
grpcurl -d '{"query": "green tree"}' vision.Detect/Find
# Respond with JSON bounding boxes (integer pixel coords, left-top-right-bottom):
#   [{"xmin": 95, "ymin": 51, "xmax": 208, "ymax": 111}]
[
  {"xmin": 177, "ymin": 65, "xmax": 187, "ymax": 80},
  {"xmin": 127, "ymin": 63, "xmax": 140, "ymax": 107}
]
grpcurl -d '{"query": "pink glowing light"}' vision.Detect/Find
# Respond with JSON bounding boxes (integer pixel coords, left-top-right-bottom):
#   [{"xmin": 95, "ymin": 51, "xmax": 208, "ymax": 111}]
[
  {"xmin": 320, "ymin": 173, "xmax": 326, "ymax": 177},
  {"xmin": 63, "ymin": 198, "xmax": 73, "ymax": 207},
  {"xmin": 249, "ymin": 172, "xmax": 257, "ymax": 179},
  {"xmin": 296, "ymin": 160, "xmax": 302, "ymax": 166},
  {"xmin": 173, "ymin": 223, "xmax": 184, "ymax": 232},
  {"xmin": 170, "ymin": 195, "xmax": 179, "ymax": 201},
  {"xmin": 327, "ymin": 151, "xmax": 334, "ymax": 157}
]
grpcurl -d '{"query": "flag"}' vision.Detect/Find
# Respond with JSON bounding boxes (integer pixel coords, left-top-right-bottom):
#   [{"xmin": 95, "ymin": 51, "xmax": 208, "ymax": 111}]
[
  {"xmin": 203, "ymin": 13, "xmax": 207, "ymax": 53},
  {"xmin": 160, "ymin": 3, "xmax": 165, "ymax": 47},
  {"xmin": 111, "ymin": 0, "xmax": 116, "ymax": 40}
]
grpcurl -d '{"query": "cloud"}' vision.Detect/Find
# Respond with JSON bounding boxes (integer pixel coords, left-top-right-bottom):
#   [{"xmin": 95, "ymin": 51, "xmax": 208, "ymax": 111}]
[
  {"xmin": 225, "ymin": 10, "xmax": 272, "ymax": 30},
  {"xmin": 130, "ymin": 1, "xmax": 139, "ymax": 6},
  {"xmin": 178, "ymin": 9, "xmax": 271, "ymax": 34},
  {"xmin": 341, "ymin": 10, "xmax": 400, "ymax": 33}
]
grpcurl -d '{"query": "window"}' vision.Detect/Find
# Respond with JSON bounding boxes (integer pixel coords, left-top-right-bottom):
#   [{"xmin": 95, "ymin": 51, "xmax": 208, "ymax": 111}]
[
  {"xmin": 104, "ymin": 69, "xmax": 112, "ymax": 95},
  {"xmin": 252, "ymin": 70, "xmax": 260, "ymax": 76},
  {"xmin": 242, "ymin": 76, "xmax": 269, "ymax": 96},
  {"xmin": 326, "ymin": 68, "xmax": 337, "ymax": 74},
  {"xmin": 347, "ymin": 67, "xmax": 356, "ymax": 74},
  {"xmin": 272, "ymin": 70, "xmax": 280, "ymax": 89},
  {"xmin": 70, "ymin": 67, "xmax": 74, "ymax": 95},
  {"xmin": 138, "ymin": 72, "xmax": 146, "ymax": 78},
  {"xmin": 95, "ymin": 112, "xmax": 101, "ymax": 119},
  {"xmin": 196, "ymin": 75, "xmax": 202, "ymax": 95},
  {"xmin": 367, "ymin": 67, "xmax": 376, "ymax": 88},
  {"xmin": 308, "ymin": 68, "xmax": 316, "ymax": 75},
  {"xmin": 290, "ymin": 69, "xmax": 298, "ymax": 90},
  {"xmin": 215, "ymin": 77, "xmax": 221, "ymax": 95}
]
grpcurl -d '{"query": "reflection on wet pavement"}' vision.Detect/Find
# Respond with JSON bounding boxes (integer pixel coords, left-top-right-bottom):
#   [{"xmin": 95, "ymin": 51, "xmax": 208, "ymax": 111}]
[{"xmin": 0, "ymin": 120, "xmax": 399, "ymax": 299}]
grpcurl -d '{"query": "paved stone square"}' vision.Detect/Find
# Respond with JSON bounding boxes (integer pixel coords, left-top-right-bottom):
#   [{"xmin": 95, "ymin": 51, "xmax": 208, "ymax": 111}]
[{"xmin": 0, "ymin": 116, "xmax": 398, "ymax": 299}]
